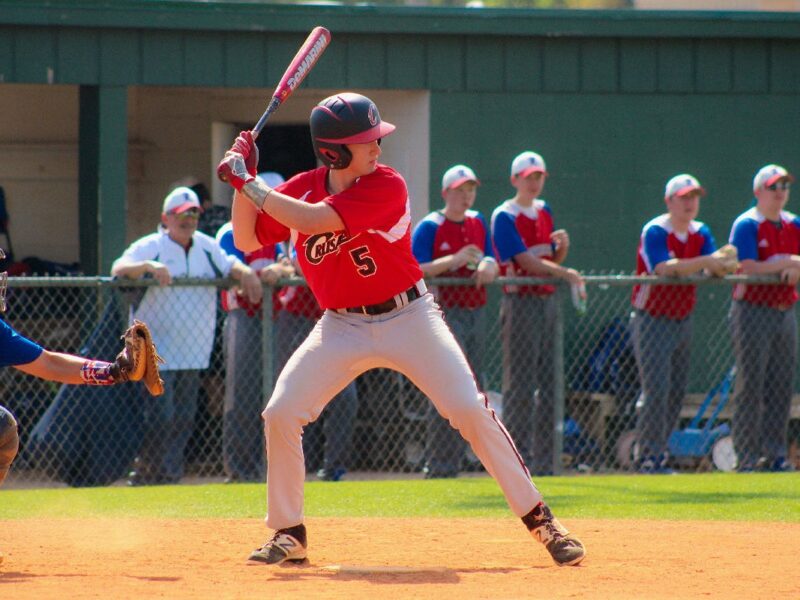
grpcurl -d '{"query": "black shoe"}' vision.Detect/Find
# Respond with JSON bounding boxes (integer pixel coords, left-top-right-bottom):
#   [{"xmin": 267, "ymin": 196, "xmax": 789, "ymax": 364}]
[
  {"xmin": 522, "ymin": 502, "xmax": 586, "ymax": 566},
  {"xmin": 224, "ymin": 473, "xmax": 262, "ymax": 484},
  {"xmin": 127, "ymin": 471, "xmax": 176, "ymax": 486},
  {"xmin": 422, "ymin": 465, "xmax": 459, "ymax": 479},
  {"xmin": 766, "ymin": 457, "xmax": 795, "ymax": 472},
  {"xmin": 316, "ymin": 467, "xmax": 346, "ymax": 482}
]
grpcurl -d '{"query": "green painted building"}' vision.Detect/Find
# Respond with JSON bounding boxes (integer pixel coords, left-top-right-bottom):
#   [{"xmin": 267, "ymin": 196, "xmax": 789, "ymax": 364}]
[{"xmin": 0, "ymin": 1, "xmax": 798, "ymax": 273}]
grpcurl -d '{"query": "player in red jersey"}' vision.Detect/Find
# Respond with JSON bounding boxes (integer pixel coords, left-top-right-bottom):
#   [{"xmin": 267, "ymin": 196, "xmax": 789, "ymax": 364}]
[
  {"xmin": 630, "ymin": 174, "xmax": 734, "ymax": 473},
  {"xmin": 491, "ymin": 151, "xmax": 585, "ymax": 476},
  {"xmin": 728, "ymin": 164, "xmax": 798, "ymax": 472},
  {"xmin": 216, "ymin": 92, "xmax": 585, "ymax": 567},
  {"xmin": 412, "ymin": 164, "xmax": 498, "ymax": 478}
]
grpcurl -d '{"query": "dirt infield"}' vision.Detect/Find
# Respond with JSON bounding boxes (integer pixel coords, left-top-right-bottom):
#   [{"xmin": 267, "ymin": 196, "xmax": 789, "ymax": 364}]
[{"xmin": 2, "ymin": 517, "xmax": 798, "ymax": 599}]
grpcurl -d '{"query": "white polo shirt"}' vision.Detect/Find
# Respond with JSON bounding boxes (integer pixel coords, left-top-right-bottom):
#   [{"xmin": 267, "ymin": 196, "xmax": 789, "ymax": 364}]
[{"xmin": 118, "ymin": 229, "xmax": 239, "ymax": 370}]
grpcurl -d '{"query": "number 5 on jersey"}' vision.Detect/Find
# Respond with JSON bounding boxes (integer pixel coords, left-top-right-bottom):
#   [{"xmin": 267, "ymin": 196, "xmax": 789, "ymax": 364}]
[{"xmin": 350, "ymin": 246, "xmax": 376, "ymax": 276}]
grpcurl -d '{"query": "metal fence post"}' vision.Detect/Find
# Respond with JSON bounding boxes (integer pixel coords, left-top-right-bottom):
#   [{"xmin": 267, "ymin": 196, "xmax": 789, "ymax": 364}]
[
  {"xmin": 261, "ymin": 282, "xmax": 274, "ymax": 405},
  {"xmin": 552, "ymin": 284, "xmax": 566, "ymax": 476}
]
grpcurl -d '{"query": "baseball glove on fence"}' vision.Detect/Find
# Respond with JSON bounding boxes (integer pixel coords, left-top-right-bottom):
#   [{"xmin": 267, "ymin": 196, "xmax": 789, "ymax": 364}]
[
  {"xmin": 714, "ymin": 243, "xmax": 740, "ymax": 274},
  {"xmin": 111, "ymin": 320, "xmax": 165, "ymax": 396}
]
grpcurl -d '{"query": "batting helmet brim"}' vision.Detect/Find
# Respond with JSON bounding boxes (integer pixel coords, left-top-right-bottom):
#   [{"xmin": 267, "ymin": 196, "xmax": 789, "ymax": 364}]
[{"xmin": 316, "ymin": 120, "xmax": 396, "ymax": 144}]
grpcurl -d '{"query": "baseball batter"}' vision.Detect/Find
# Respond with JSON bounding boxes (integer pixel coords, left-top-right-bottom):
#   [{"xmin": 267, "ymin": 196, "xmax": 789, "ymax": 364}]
[{"xmin": 217, "ymin": 92, "xmax": 585, "ymax": 567}]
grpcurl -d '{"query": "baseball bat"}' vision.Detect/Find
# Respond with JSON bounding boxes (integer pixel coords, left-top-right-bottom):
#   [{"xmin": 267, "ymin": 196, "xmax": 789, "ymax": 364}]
[{"xmin": 252, "ymin": 26, "xmax": 332, "ymax": 139}]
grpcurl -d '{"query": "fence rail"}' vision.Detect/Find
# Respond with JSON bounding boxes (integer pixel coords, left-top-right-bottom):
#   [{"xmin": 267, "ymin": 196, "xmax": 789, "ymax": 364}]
[{"xmin": 3, "ymin": 273, "xmax": 798, "ymax": 487}]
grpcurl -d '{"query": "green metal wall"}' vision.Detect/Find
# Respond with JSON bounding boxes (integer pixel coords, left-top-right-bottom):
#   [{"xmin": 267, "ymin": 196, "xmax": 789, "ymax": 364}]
[{"xmin": 1, "ymin": 1, "xmax": 799, "ymax": 269}]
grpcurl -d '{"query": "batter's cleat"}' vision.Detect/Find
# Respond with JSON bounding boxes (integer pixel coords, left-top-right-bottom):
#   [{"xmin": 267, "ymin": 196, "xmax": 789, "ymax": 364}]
[
  {"xmin": 248, "ymin": 524, "xmax": 308, "ymax": 565},
  {"xmin": 522, "ymin": 502, "xmax": 586, "ymax": 566}
]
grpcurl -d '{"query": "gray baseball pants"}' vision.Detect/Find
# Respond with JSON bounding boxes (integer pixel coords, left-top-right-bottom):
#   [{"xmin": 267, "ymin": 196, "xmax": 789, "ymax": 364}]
[
  {"xmin": 425, "ymin": 304, "xmax": 486, "ymax": 476},
  {"xmin": 630, "ymin": 309, "xmax": 692, "ymax": 460},
  {"xmin": 222, "ymin": 309, "xmax": 267, "ymax": 481},
  {"xmin": 729, "ymin": 300, "xmax": 796, "ymax": 467},
  {"xmin": 500, "ymin": 294, "xmax": 557, "ymax": 476}
]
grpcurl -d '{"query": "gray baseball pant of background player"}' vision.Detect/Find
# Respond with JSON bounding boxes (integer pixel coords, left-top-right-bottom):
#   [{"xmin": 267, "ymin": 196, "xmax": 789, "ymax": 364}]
[
  {"xmin": 136, "ymin": 370, "xmax": 202, "ymax": 483},
  {"xmin": 275, "ymin": 309, "xmax": 357, "ymax": 474},
  {"xmin": 630, "ymin": 310, "xmax": 692, "ymax": 460},
  {"xmin": 222, "ymin": 309, "xmax": 267, "ymax": 481},
  {"xmin": 500, "ymin": 294, "xmax": 557, "ymax": 476},
  {"xmin": 262, "ymin": 294, "xmax": 540, "ymax": 530},
  {"xmin": 425, "ymin": 305, "xmax": 487, "ymax": 476},
  {"xmin": 0, "ymin": 405, "xmax": 19, "ymax": 485},
  {"xmin": 729, "ymin": 300, "xmax": 796, "ymax": 467}
]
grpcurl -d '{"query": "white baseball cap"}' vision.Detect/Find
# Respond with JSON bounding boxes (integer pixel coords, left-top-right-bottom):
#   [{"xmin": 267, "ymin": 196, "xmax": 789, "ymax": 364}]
[
  {"xmin": 664, "ymin": 174, "xmax": 706, "ymax": 199},
  {"xmin": 753, "ymin": 164, "xmax": 795, "ymax": 192},
  {"xmin": 441, "ymin": 164, "xmax": 480, "ymax": 193},
  {"xmin": 257, "ymin": 171, "xmax": 286, "ymax": 189},
  {"xmin": 511, "ymin": 151, "xmax": 547, "ymax": 179},
  {"xmin": 162, "ymin": 186, "xmax": 202, "ymax": 214}
]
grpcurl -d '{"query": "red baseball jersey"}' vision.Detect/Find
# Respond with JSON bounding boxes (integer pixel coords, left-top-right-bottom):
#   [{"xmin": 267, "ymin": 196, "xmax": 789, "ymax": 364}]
[
  {"xmin": 411, "ymin": 209, "xmax": 495, "ymax": 309},
  {"xmin": 279, "ymin": 284, "xmax": 322, "ymax": 319},
  {"xmin": 631, "ymin": 214, "xmax": 716, "ymax": 319},
  {"xmin": 254, "ymin": 164, "xmax": 423, "ymax": 310},
  {"xmin": 491, "ymin": 199, "xmax": 556, "ymax": 296},
  {"xmin": 216, "ymin": 222, "xmax": 282, "ymax": 317},
  {"xmin": 730, "ymin": 207, "xmax": 800, "ymax": 308}
]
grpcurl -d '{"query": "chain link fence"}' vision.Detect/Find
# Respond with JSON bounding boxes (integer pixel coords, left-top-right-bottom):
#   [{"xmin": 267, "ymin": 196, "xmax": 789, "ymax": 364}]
[{"xmin": 3, "ymin": 275, "xmax": 799, "ymax": 487}]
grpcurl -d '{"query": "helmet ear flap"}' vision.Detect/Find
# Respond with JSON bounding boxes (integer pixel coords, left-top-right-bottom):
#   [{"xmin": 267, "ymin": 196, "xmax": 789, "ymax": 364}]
[
  {"xmin": 315, "ymin": 142, "xmax": 352, "ymax": 170},
  {"xmin": 319, "ymin": 147, "xmax": 339, "ymax": 163}
]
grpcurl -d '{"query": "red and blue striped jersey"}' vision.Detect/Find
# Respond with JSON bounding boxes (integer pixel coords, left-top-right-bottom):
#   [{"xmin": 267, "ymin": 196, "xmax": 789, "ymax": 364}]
[
  {"xmin": 411, "ymin": 209, "xmax": 495, "ymax": 308},
  {"xmin": 631, "ymin": 214, "xmax": 716, "ymax": 319},
  {"xmin": 491, "ymin": 198, "xmax": 556, "ymax": 296},
  {"xmin": 729, "ymin": 207, "xmax": 800, "ymax": 308}
]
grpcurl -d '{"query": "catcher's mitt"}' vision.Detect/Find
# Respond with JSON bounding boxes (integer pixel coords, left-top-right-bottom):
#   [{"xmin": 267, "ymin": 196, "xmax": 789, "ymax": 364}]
[{"xmin": 112, "ymin": 319, "xmax": 166, "ymax": 396}]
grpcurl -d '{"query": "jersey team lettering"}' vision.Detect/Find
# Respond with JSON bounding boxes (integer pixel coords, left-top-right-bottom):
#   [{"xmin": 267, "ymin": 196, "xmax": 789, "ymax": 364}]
[{"xmin": 304, "ymin": 232, "xmax": 351, "ymax": 265}]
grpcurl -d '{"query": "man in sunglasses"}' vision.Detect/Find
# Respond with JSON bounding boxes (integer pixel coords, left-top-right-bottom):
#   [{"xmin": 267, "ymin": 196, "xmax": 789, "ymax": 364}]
[
  {"xmin": 112, "ymin": 186, "xmax": 262, "ymax": 485},
  {"xmin": 728, "ymin": 164, "xmax": 797, "ymax": 472}
]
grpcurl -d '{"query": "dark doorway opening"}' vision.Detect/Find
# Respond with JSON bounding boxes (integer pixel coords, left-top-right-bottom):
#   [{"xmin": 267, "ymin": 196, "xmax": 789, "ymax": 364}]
[{"xmin": 235, "ymin": 123, "xmax": 317, "ymax": 183}]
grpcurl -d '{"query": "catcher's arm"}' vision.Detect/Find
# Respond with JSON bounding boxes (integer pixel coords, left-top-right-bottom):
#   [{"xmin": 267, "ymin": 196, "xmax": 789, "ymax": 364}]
[
  {"xmin": 13, "ymin": 322, "xmax": 164, "ymax": 395},
  {"xmin": 14, "ymin": 351, "xmax": 114, "ymax": 385}
]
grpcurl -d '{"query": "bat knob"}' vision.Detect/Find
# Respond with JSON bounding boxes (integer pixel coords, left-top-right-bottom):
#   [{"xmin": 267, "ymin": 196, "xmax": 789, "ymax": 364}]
[{"xmin": 216, "ymin": 163, "xmax": 230, "ymax": 183}]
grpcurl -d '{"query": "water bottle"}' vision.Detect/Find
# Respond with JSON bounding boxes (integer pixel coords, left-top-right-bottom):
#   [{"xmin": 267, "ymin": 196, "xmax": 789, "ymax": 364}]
[
  {"xmin": 466, "ymin": 251, "xmax": 483, "ymax": 271},
  {"xmin": 570, "ymin": 282, "xmax": 587, "ymax": 315}
]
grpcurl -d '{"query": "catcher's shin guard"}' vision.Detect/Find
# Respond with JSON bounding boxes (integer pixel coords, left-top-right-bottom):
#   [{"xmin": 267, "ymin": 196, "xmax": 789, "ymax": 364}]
[{"xmin": 0, "ymin": 405, "xmax": 20, "ymax": 486}]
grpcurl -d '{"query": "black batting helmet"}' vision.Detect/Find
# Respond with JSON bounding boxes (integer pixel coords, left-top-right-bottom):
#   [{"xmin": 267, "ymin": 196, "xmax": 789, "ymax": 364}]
[{"xmin": 310, "ymin": 93, "xmax": 396, "ymax": 169}]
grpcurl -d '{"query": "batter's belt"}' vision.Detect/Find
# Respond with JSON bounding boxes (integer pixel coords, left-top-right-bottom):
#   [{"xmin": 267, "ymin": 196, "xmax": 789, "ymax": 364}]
[{"xmin": 337, "ymin": 280, "xmax": 427, "ymax": 316}]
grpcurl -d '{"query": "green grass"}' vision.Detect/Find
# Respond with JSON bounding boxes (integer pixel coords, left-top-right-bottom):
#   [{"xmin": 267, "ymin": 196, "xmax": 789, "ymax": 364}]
[{"xmin": 1, "ymin": 473, "xmax": 798, "ymax": 521}]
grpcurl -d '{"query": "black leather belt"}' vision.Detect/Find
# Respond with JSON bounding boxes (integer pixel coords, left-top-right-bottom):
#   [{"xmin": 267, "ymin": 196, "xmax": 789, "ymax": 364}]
[{"xmin": 343, "ymin": 284, "xmax": 422, "ymax": 316}]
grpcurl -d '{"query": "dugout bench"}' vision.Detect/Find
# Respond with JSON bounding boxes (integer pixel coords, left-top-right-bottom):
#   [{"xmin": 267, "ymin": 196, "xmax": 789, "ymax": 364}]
[{"xmin": 568, "ymin": 391, "xmax": 800, "ymax": 463}]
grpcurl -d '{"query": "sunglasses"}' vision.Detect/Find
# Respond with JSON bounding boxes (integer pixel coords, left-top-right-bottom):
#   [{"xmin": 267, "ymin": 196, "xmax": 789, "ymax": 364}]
[
  {"xmin": 766, "ymin": 181, "xmax": 791, "ymax": 191},
  {"xmin": 171, "ymin": 208, "xmax": 200, "ymax": 219}
]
